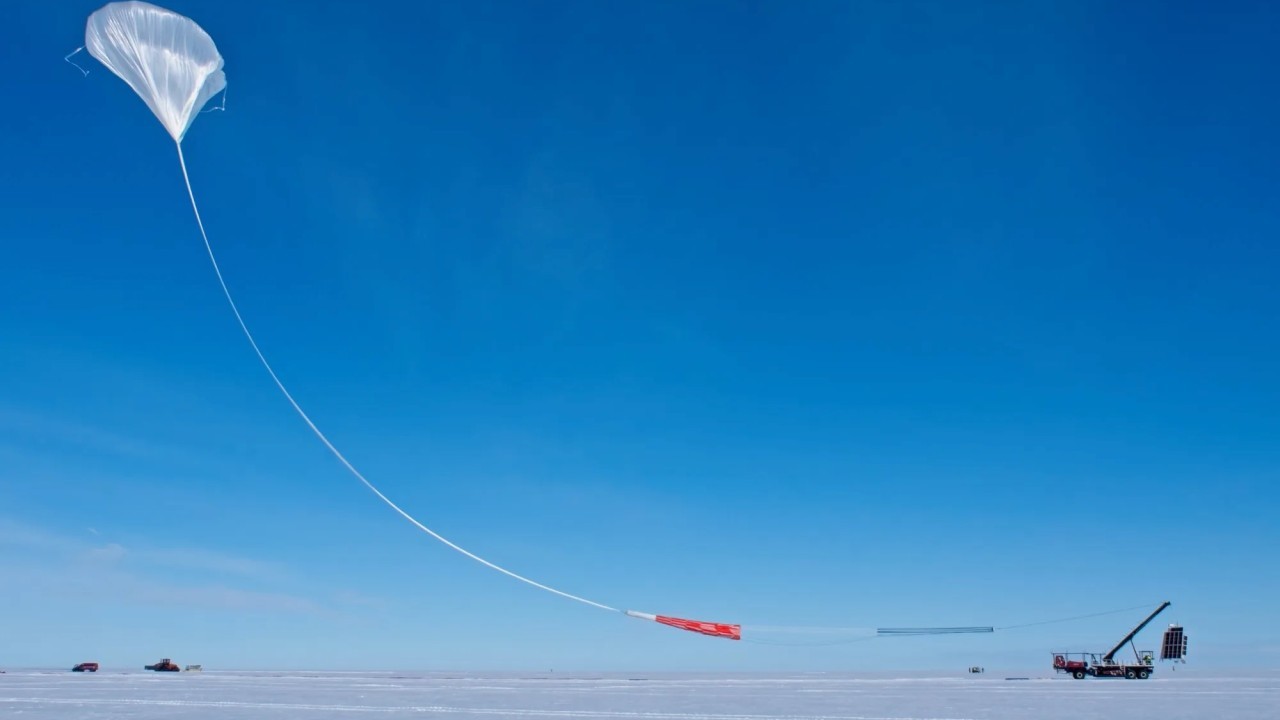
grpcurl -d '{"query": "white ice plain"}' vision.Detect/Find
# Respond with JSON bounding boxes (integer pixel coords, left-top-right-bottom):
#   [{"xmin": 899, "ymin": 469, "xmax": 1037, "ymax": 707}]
[{"xmin": 1, "ymin": 669, "xmax": 1275, "ymax": 719}]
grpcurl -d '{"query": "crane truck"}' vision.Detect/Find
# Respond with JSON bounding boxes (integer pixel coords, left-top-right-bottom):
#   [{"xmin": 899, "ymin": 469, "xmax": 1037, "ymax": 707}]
[{"xmin": 1051, "ymin": 601, "xmax": 1184, "ymax": 679}]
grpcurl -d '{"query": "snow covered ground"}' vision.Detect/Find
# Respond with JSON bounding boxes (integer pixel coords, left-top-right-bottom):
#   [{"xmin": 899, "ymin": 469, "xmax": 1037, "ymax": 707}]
[{"xmin": 1, "ymin": 669, "xmax": 1275, "ymax": 719}]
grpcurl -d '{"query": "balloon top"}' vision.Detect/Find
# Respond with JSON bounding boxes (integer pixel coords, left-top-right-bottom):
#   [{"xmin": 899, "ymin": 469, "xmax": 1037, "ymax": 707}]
[{"xmin": 86, "ymin": 1, "xmax": 226, "ymax": 142}]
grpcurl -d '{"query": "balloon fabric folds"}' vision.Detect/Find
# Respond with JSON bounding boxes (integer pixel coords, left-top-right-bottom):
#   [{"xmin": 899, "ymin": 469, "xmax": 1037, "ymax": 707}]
[{"xmin": 85, "ymin": 1, "xmax": 225, "ymax": 143}]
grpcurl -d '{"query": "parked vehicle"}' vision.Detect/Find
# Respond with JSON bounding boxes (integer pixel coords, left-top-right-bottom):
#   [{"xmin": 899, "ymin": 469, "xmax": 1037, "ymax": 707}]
[{"xmin": 71, "ymin": 662, "xmax": 100, "ymax": 672}]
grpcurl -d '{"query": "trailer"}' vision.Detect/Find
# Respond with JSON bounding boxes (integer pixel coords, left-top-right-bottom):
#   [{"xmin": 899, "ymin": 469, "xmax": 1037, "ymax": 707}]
[
  {"xmin": 1051, "ymin": 601, "xmax": 1185, "ymax": 680},
  {"xmin": 1053, "ymin": 651, "xmax": 1154, "ymax": 679}
]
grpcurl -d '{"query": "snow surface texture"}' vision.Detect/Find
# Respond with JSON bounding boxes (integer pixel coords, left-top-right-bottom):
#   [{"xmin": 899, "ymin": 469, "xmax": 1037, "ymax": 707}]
[{"xmin": 1, "ymin": 669, "xmax": 1275, "ymax": 719}]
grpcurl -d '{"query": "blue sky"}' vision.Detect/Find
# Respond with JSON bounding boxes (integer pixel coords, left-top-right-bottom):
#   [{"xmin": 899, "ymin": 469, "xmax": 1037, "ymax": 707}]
[{"xmin": 2, "ymin": 0, "xmax": 1277, "ymax": 671}]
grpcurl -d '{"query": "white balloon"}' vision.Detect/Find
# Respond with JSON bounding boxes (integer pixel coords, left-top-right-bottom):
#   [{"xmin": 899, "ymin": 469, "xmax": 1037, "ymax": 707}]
[{"xmin": 85, "ymin": 1, "xmax": 225, "ymax": 142}]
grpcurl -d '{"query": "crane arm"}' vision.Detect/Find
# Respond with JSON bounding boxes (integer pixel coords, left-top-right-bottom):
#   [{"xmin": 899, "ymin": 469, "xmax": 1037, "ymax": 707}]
[{"xmin": 1103, "ymin": 601, "xmax": 1171, "ymax": 663}]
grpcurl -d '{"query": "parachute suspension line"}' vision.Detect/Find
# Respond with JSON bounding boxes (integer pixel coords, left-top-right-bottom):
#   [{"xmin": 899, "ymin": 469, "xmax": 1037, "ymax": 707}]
[
  {"xmin": 65, "ymin": 46, "xmax": 89, "ymax": 76},
  {"xmin": 996, "ymin": 602, "xmax": 1161, "ymax": 632},
  {"xmin": 173, "ymin": 142, "xmax": 619, "ymax": 614},
  {"xmin": 740, "ymin": 634, "xmax": 882, "ymax": 648}
]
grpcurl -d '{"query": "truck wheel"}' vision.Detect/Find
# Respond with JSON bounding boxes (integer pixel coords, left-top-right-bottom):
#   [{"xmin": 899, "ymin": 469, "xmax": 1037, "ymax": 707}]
[
  {"xmin": 1073, "ymin": 670, "xmax": 1085, "ymax": 680},
  {"xmin": 1138, "ymin": 670, "xmax": 1149, "ymax": 679},
  {"xmin": 1125, "ymin": 670, "xmax": 1137, "ymax": 679}
]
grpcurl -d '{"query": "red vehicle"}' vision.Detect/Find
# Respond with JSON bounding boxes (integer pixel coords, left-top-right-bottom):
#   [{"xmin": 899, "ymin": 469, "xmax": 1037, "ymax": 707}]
[
  {"xmin": 1052, "ymin": 601, "xmax": 1183, "ymax": 680},
  {"xmin": 71, "ymin": 662, "xmax": 99, "ymax": 672},
  {"xmin": 145, "ymin": 658, "xmax": 181, "ymax": 672}
]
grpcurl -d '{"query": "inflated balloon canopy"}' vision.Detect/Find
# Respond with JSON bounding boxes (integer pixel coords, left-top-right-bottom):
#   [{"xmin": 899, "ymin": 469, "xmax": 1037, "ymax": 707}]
[{"xmin": 84, "ymin": 1, "xmax": 226, "ymax": 142}]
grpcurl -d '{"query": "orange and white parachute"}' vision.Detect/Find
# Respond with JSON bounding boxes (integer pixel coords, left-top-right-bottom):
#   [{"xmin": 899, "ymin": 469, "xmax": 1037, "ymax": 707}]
[{"xmin": 627, "ymin": 611, "xmax": 742, "ymax": 640}]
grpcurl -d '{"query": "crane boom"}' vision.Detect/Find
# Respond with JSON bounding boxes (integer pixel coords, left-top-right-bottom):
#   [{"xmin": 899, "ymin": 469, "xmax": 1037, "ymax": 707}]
[{"xmin": 1103, "ymin": 601, "xmax": 1170, "ymax": 663}]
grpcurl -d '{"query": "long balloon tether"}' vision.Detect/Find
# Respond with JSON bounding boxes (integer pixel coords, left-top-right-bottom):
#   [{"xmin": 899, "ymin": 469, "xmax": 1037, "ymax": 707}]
[
  {"xmin": 80, "ymin": 0, "xmax": 737, "ymax": 641},
  {"xmin": 174, "ymin": 142, "xmax": 620, "ymax": 614}
]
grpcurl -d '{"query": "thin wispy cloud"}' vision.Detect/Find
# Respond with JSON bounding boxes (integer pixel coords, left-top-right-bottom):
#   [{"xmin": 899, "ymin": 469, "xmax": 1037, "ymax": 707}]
[
  {"xmin": 137, "ymin": 547, "xmax": 285, "ymax": 581},
  {"xmin": 1, "ymin": 519, "xmax": 282, "ymax": 580},
  {"xmin": 0, "ymin": 518, "xmax": 322, "ymax": 615},
  {"xmin": 0, "ymin": 519, "xmax": 78, "ymax": 553},
  {"xmin": 84, "ymin": 542, "xmax": 128, "ymax": 564},
  {"xmin": 333, "ymin": 589, "xmax": 390, "ymax": 611},
  {"xmin": 118, "ymin": 577, "xmax": 324, "ymax": 615},
  {"xmin": 0, "ymin": 405, "xmax": 178, "ymax": 464}
]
